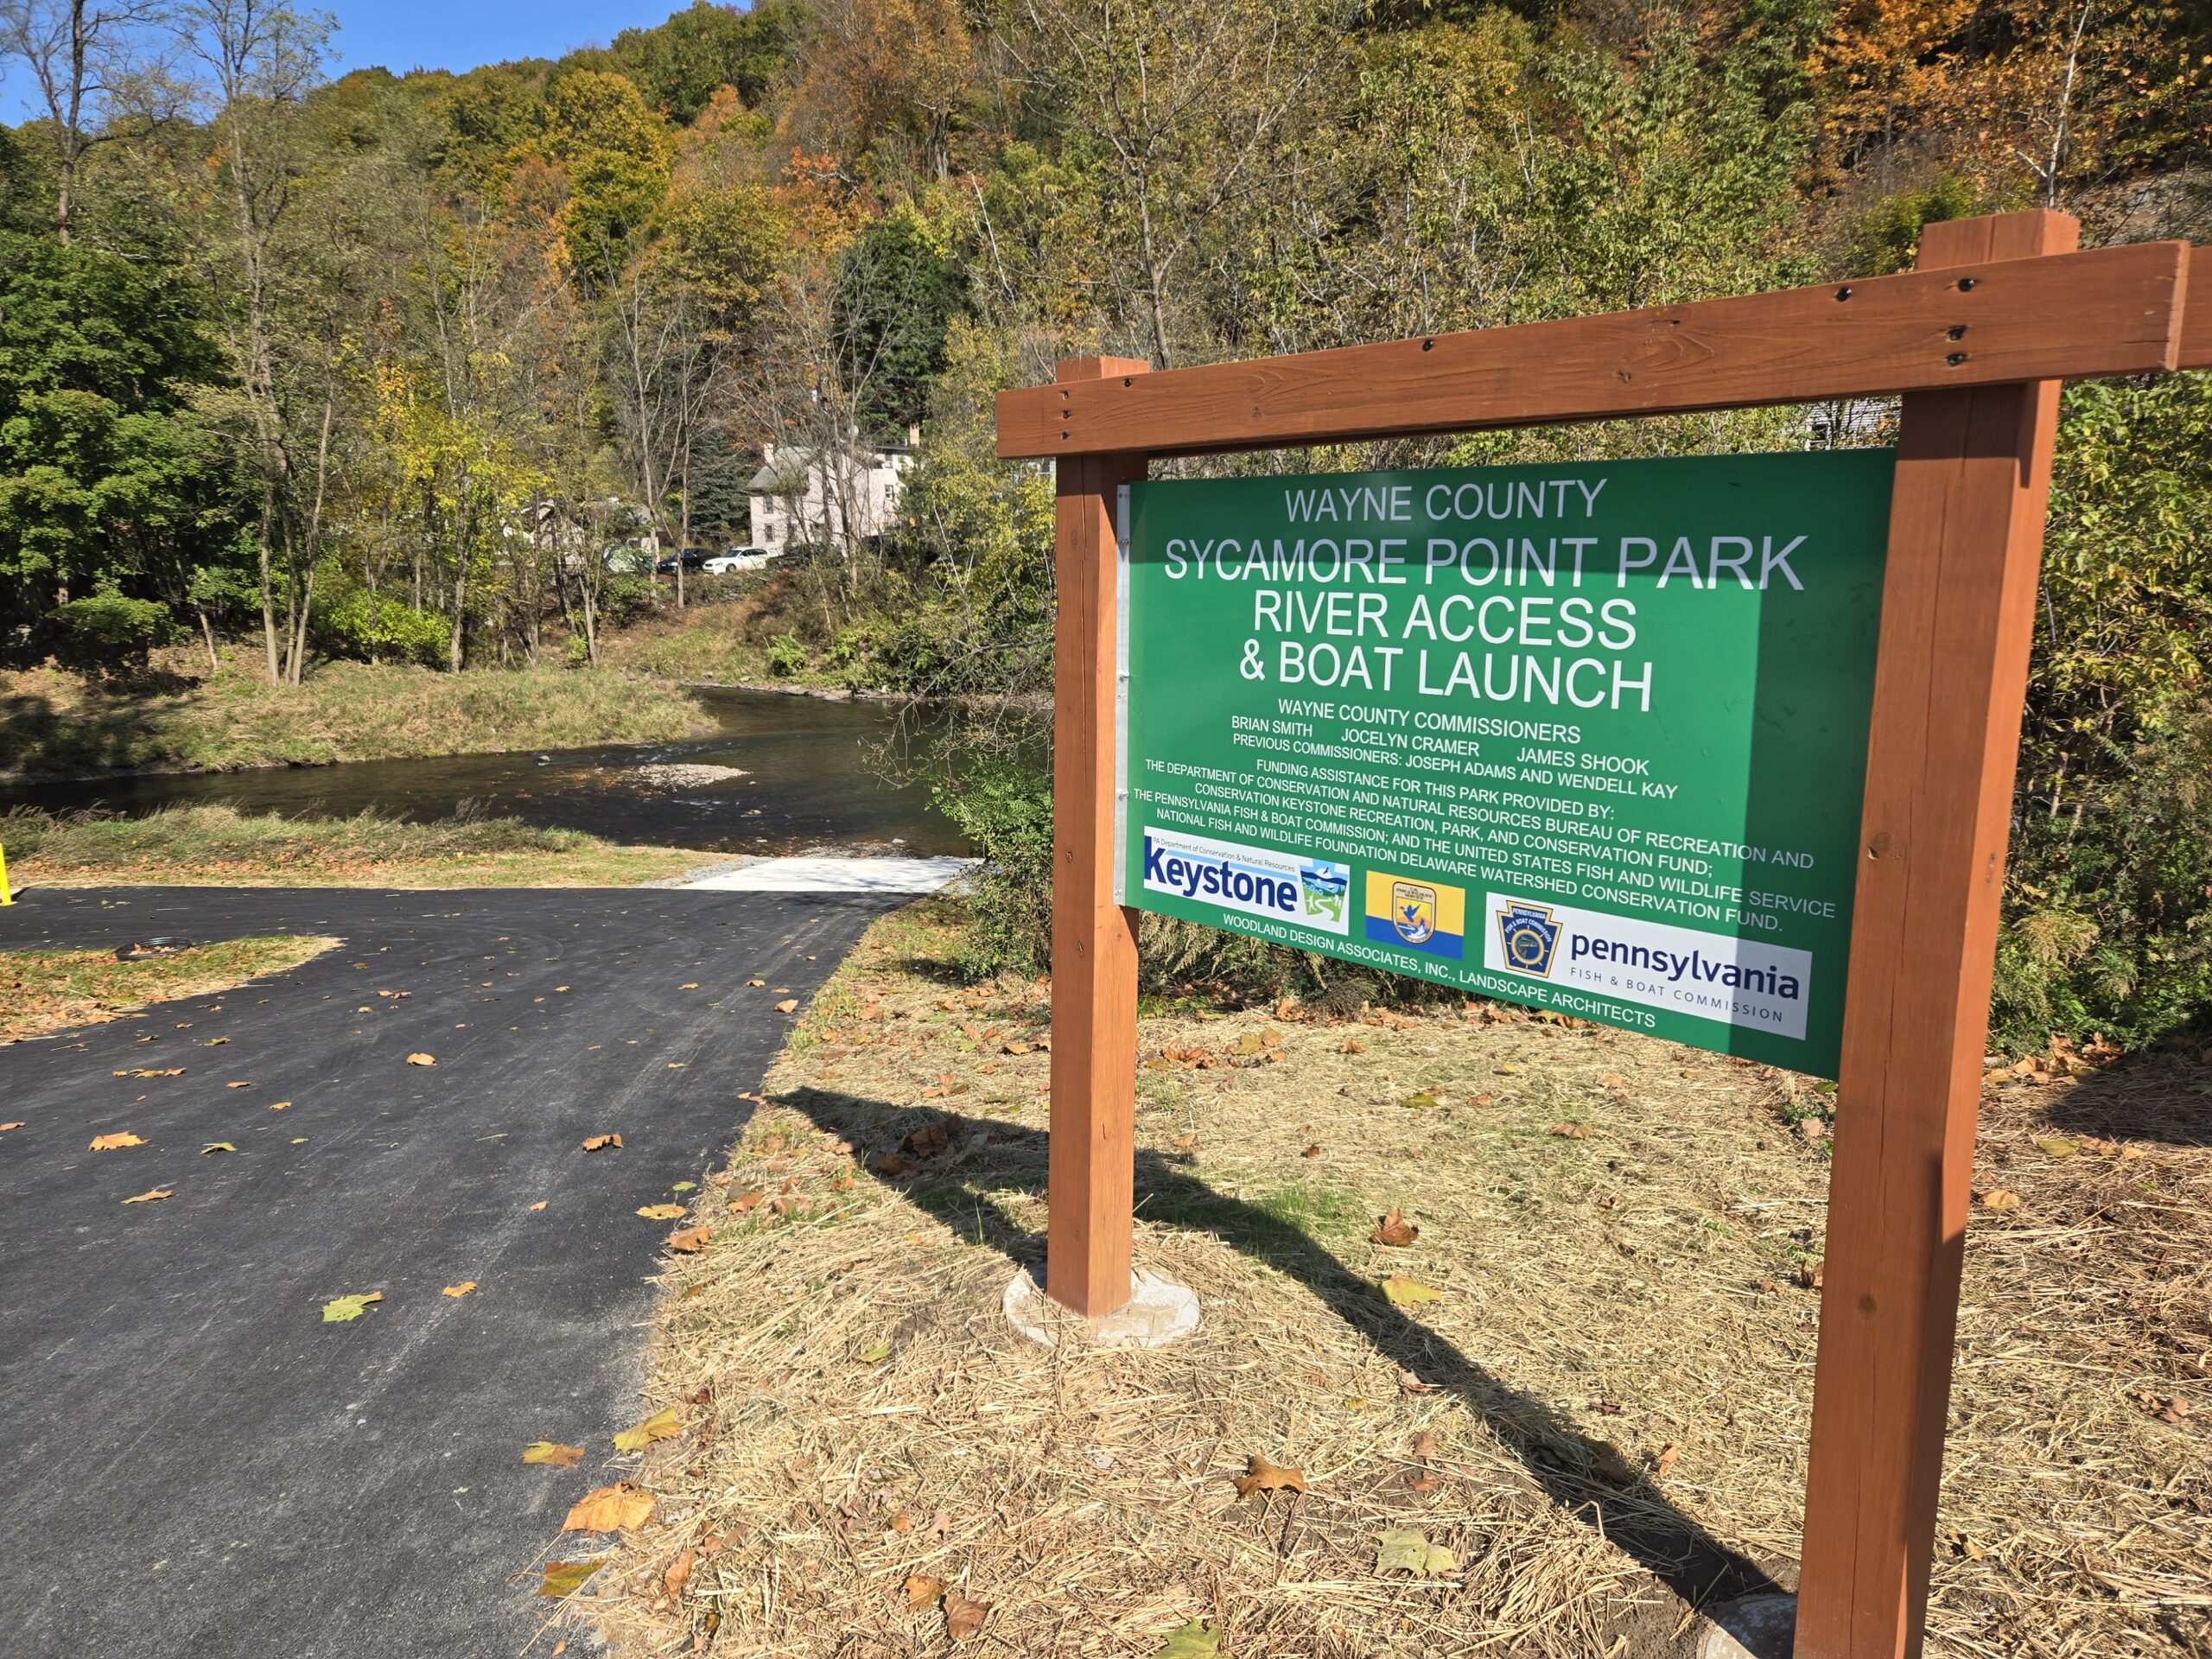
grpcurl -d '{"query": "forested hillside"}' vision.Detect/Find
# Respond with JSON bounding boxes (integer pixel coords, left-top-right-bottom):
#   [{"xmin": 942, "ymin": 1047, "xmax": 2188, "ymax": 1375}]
[{"xmin": 3, "ymin": 0, "xmax": 2209, "ymax": 1048}]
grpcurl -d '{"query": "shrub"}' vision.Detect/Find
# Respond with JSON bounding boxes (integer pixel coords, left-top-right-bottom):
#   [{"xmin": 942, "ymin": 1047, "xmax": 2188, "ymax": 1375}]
[
  {"xmin": 313, "ymin": 589, "xmax": 449, "ymax": 667},
  {"xmin": 596, "ymin": 574, "xmax": 661, "ymax": 627},
  {"xmin": 42, "ymin": 594, "xmax": 182, "ymax": 678},
  {"xmin": 767, "ymin": 628, "xmax": 809, "ymax": 677},
  {"xmin": 931, "ymin": 760, "xmax": 1053, "ymax": 977},
  {"xmin": 1993, "ymin": 712, "xmax": 2212, "ymax": 1053}
]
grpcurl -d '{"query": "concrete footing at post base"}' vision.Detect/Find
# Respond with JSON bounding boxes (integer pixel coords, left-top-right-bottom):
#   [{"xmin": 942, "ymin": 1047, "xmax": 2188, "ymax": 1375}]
[{"xmin": 1003, "ymin": 1267, "xmax": 1201, "ymax": 1350}]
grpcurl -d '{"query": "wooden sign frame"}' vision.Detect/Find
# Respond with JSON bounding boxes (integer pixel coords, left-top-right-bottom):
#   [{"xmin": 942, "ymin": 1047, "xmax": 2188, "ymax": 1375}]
[{"xmin": 997, "ymin": 211, "xmax": 2206, "ymax": 1659}]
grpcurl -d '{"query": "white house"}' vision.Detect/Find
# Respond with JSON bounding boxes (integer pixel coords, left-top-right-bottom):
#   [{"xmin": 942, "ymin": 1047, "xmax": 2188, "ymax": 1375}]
[{"xmin": 747, "ymin": 431, "xmax": 915, "ymax": 550}]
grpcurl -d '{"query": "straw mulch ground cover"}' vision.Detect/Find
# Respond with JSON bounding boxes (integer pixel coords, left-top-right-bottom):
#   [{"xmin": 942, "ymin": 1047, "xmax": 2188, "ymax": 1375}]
[{"xmin": 543, "ymin": 901, "xmax": 2209, "ymax": 1659}]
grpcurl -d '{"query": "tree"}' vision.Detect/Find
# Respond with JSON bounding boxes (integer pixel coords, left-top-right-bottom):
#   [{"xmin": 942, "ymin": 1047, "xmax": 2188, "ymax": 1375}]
[
  {"xmin": 0, "ymin": 0, "xmax": 173, "ymax": 243},
  {"xmin": 1009, "ymin": 0, "xmax": 1342, "ymax": 367},
  {"xmin": 599, "ymin": 0, "xmax": 804, "ymax": 124},
  {"xmin": 169, "ymin": 0, "xmax": 333, "ymax": 683},
  {"xmin": 834, "ymin": 206, "xmax": 968, "ymax": 432},
  {"xmin": 0, "ymin": 230, "xmax": 241, "ymax": 643}
]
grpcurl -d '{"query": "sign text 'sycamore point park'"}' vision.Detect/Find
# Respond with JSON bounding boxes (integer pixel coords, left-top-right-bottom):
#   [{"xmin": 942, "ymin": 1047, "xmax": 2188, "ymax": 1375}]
[{"xmin": 1116, "ymin": 451, "xmax": 1896, "ymax": 1077}]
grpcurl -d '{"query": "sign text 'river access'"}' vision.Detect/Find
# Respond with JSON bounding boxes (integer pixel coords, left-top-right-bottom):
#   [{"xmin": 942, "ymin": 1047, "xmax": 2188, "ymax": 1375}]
[{"xmin": 1115, "ymin": 449, "xmax": 1896, "ymax": 1076}]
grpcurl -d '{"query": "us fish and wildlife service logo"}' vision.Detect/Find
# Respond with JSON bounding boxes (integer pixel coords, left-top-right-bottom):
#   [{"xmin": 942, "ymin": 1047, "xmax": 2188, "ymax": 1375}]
[
  {"xmin": 1362, "ymin": 871, "xmax": 1465, "ymax": 959},
  {"xmin": 1496, "ymin": 900, "xmax": 1561, "ymax": 977},
  {"xmin": 1390, "ymin": 880, "xmax": 1438, "ymax": 946}
]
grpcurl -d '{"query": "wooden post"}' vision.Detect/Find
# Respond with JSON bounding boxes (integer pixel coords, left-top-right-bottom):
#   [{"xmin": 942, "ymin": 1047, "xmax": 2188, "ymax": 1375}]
[
  {"xmin": 1796, "ymin": 210, "xmax": 2082, "ymax": 1657},
  {"xmin": 1046, "ymin": 355, "xmax": 1150, "ymax": 1318}
]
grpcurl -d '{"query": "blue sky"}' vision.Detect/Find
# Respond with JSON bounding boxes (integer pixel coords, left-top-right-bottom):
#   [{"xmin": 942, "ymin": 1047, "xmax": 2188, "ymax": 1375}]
[{"xmin": 3, "ymin": 2, "xmax": 695, "ymax": 123}]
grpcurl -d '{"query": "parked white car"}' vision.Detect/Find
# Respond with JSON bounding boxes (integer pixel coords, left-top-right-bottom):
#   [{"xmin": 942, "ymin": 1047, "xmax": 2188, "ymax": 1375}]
[{"xmin": 703, "ymin": 546, "xmax": 782, "ymax": 574}]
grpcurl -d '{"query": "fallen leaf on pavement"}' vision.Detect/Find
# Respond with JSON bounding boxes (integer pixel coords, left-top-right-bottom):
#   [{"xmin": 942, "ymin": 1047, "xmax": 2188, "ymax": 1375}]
[
  {"xmin": 1371, "ymin": 1207, "xmax": 1419, "ymax": 1248},
  {"xmin": 122, "ymin": 1186, "xmax": 171, "ymax": 1204},
  {"xmin": 564, "ymin": 1484, "xmax": 656, "ymax": 1533},
  {"xmin": 536, "ymin": 1560, "xmax": 604, "ymax": 1598},
  {"xmin": 1375, "ymin": 1527, "xmax": 1458, "ymax": 1579},
  {"xmin": 944, "ymin": 1591, "xmax": 988, "ymax": 1642},
  {"xmin": 747, "ymin": 978, "xmax": 764, "ymax": 987},
  {"xmin": 442, "ymin": 1281, "xmax": 476, "ymax": 1297},
  {"xmin": 226, "ymin": 1081, "xmax": 251, "ymax": 1090},
  {"xmin": 1231, "ymin": 1453, "xmax": 1307, "ymax": 1498},
  {"xmin": 529, "ymin": 1200, "xmax": 548, "ymax": 1211},
  {"xmin": 613, "ymin": 1407, "xmax": 682, "ymax": 1452},
  {"xmin": 90, "ymin": 1131, "xmax": 146, "ymax": 1150},
  {"xmin": 636, "ymin": 1203, "xmax": 687, "ymax": 1220},
  {"xmin": 1381, "ymin": 1274, "xmax": 1441, "ymax": 1306},
  {"xmin": 1154, "ymin": 1621, "xmax": 1221, "ymax": 1659},
  {"xmin": 114, "ymin": 1067, "xmax": 184, "ymax": 1078},
  {"xmin": 774, "ymin": 999, "xmax": 798, "ymax": 1014},
  {"xmin": 321, "ymin": 1291, "xmax": 382, "ymax": 1322},
  {"xmin": 524, "ymin": 1441, "xmax": 584, "ymax": 1466},
  {"xmin": 902, "ymin": 1574, "xmax": 944, "ymax": 1610},
  {"xmin": 200, "ymin": 1142, "xmax": 238, "ymax": 1154},
  {"xmin": 405, "ymin": 1052, "xmax": 435, "ymax": 1066},
  {"xmin": 679, "ymin": 983, "xmax": 698, "ymax": 991},
  {"xmin": 0, "ymin": 1122, "xmax": 21, "ymax": 1132},
  {"xmin": 582, "ymin": 1134, "xmax": 623, "ymax": 1152},
  {"xmin": 666, "ymin": 1225, "xmax": 710, "ymax": 1254},
  {"xmin": 268, "ymin": 1101, "xmax": 290, "ymax": 1110}
]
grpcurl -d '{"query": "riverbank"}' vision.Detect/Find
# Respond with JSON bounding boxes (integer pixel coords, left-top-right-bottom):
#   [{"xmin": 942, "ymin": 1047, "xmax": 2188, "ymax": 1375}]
[
  {"xmin": 1, "ymin": 804, "xmax": 711, "ymax": 888},
  {"xmin": 0, "ymin": 652, "xmax": 716, "ymax": 780},
  {"xmin": 0, "ymin": 934, "xmax": 338, "ymax": 1043},
  {"xmin": 593, "ymin": 582, "xmax": 855, "ymax": 692},
  {"xmin": 557, "ymin": 900, "xmax": 2208, "ymax": 1659}
]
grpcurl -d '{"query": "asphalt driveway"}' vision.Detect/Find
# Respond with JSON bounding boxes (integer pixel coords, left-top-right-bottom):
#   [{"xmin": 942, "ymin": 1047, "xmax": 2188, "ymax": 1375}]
[{"xmin": 0, "ymin": 885, "xmax": 889, "ymax": 1657}]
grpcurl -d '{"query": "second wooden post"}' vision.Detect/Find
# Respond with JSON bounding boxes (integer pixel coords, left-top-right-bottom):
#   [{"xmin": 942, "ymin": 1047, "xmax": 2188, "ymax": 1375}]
[
  {"xmin": 1796, "ymin": 210, "xmax": 2081, "ymax": 1658},
  {"xmin": 1046, "ymin": 355, "xmax": 1150, "ymax": 1318}
]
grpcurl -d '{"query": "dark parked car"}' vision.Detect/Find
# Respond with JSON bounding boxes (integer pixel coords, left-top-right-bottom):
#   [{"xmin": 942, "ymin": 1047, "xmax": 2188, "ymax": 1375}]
[{"xmin": 654, "ymin": 547, "xmax": 715, "ymax": 574}]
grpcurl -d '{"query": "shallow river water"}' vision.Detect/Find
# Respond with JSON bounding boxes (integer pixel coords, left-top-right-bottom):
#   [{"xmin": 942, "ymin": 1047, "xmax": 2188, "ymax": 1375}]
[{"xmin": 0, "ymin": 687, "xmax": 967, "ymax": 857}]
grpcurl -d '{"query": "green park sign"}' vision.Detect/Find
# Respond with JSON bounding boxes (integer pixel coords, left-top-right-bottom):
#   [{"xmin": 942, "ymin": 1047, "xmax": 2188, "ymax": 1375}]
[{"xmin": 1116, "ymin": 450, "xmax": 1896, "ymax": 1077}]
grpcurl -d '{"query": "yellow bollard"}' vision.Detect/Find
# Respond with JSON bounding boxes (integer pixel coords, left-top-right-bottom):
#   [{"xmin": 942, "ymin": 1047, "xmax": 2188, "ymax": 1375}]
[{"xmin": 0, "ymin": 842, "xmax": 12, "ymax": 904}]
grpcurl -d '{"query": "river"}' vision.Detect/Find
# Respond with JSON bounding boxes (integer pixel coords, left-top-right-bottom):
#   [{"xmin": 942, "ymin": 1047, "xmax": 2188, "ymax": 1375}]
[{"xmin": 0, "ymin": 687, "xmax": 968, "ymax": 857}]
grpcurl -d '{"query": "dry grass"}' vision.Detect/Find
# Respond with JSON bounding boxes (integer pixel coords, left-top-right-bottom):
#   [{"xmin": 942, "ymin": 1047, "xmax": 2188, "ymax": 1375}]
[
  {"xmin": 597, "ymin": 582, "xmax": 842, "ymax": 689},
  {"xmin": 0, "ymin": 934, "xmax": 338, "ymax": 1042},
  {"xmin": 3, "ymin": 803, "xmax": 709, "ymax": 888},
  {"xmin": 0, "ymin": 647, "xmax": 713, "ymax": 777},
  {"xmin": 556, "ymin": 901, "xmax": 2209, "ymax": 1659}
]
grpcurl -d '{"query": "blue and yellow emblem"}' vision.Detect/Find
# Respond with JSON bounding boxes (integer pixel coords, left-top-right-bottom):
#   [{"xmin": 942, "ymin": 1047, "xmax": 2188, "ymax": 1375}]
[
  {"xmin": 1494, "ymin": 899, "xmax": 1561, "ymax": 977},
  {"xmin": 1363, "ymin": 872, "xmax": 1465, "ymax": 959}
]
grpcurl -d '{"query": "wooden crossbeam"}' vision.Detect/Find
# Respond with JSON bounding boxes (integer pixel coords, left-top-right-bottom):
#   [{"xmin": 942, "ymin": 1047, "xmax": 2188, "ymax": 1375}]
[
  {"xmin": 999, "ymin": 241, "xmax": 2188, "ymax": 460},
  {"xmin": 2181, "ymin": 245, "xmax": 2212, "ymax": 369}
]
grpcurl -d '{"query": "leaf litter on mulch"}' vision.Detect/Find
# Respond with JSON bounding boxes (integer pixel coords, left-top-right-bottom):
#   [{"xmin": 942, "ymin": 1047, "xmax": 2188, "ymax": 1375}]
[{"xmin": 558, "ymin": 900, "xmax": 2209, "ymax": 1659}]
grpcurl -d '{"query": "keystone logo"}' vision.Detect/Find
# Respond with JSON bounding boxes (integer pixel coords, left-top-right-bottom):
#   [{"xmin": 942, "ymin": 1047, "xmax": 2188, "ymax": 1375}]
[{"xmin": 1140, "ymin": 828, "xmax": 1350, "ymax": 937}]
